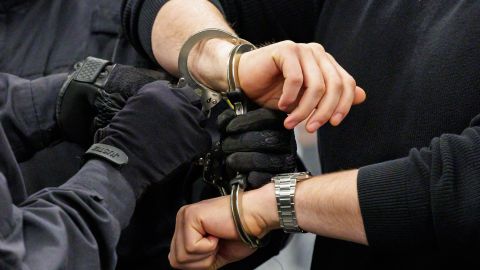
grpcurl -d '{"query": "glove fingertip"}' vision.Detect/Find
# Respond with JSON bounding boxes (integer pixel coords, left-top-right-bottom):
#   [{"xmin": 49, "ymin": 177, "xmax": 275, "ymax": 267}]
[{"xmin": 217, "ymin": 109, "xmax": 236, "ymax": 131}]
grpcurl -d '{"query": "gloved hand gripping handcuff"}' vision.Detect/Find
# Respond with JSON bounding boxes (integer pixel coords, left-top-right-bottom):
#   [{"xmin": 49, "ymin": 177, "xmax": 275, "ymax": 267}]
[{"xmin": 178, "ymin": 29, "xmax": 264, "ymax": 248}]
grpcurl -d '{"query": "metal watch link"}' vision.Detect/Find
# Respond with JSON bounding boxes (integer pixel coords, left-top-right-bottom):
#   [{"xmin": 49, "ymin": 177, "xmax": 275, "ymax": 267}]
[{"xmin": 271, "ymin": 172, "xmax": 311, "ymax": 233}]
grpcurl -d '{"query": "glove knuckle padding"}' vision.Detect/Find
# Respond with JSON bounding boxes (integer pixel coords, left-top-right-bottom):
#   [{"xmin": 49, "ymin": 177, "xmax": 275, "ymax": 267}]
[
  {"xmin": 226, "ymin": 108, "xmax": 286, "ymax": 133},
  {"xmin": 226, "ymin": 152, "xmax": 296, "ymax": 173},
  {"xmin": 218, "ymin": 107, "xmax": 297, "ymax": 190},
  {"xmin": 222, "ymin": 130, "xmax": 291, "ymax": 153}
]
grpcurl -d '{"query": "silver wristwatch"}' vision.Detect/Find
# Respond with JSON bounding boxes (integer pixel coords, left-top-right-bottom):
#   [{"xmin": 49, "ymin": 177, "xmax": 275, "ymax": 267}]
[{"xmin": 271, "ymin": 172, "xmax": 311, "ymax": 233}]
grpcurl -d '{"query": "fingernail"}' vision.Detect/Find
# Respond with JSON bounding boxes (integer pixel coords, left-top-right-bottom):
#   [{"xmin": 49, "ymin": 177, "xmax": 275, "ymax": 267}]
[
  {"xmin": 308, "ymin": 121, "xmax": 321, "ymax": 131},
  {"xmin": 331, "ymin": 113, "xmax": 344, "ymax": 125},
  {"xmin": 284, "ymin": 117, "xmax": 295, "ymax": 128}
]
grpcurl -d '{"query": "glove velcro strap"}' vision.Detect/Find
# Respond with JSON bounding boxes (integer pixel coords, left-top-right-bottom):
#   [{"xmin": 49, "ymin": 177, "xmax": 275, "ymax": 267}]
[
  {"xmin": 84, "ymin": 143, "xmax": 128, "ymax": 167},
  {"xmin": 74, "ymin": 57, "xmax": 111, "ymax": 83}
]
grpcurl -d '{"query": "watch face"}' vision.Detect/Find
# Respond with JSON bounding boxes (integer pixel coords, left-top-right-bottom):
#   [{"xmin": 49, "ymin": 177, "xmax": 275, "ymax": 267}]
[{"xmin": 296, "ymin": 172, "xmax": 311, "ymax": 181}]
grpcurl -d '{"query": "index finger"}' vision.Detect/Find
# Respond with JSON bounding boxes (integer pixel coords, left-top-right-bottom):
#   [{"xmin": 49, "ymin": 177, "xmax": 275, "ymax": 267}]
[{"xmin": 272, "ymin": 47, "xmax": 304, "ymax": 111}]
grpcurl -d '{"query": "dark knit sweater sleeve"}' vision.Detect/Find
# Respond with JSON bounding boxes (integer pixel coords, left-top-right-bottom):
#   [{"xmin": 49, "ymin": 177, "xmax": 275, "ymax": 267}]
[
  {"xmin": 219, "ymin": 0, "xmax": 322, "ymax": 44},
  {"xmin": 121, "ymin": 0, "xmax": 224, "ymax": 63},
  {"xmin": 358, "ymin": 113, "xmax": 480, "ymax": 251}
]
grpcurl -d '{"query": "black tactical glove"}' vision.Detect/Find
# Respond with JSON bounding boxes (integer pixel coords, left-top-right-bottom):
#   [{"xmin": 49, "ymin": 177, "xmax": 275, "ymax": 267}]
[
  {"xmin": 218, "ymin": 108, "xmax": 297, "ymax": 189},
  {"xmin": 86, "ymin": 81, "xmax": 211, "ymax": 198},
  {"xmin": 56, "ymin": 57, "xmax": 167, "ymax": 147}
]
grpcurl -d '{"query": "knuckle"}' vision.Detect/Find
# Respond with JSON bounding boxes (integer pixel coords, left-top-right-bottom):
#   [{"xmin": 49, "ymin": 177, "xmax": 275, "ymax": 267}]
[
  {"xmin": 313, "ymin": 109, "xmax": 332, "ymax": 123},
  {"xmin": 298, "ymin": 43, "xmax": 310, "ymax": 50},
  {"xmin": 315, "ymin": 114, "xmax": 329, "ymax": 124},
  {"xmin": 299, "ymin": 110, "xmax": 311, "ymax": 119},
  {"xmin": 320, "ymin": 84, "xmax": 327, "ymax": 96},
  {"xmin": 329, "ymin": 79, "xmax": 343, "ymax": 91},
  {"xmin": 314, "ymin": 83, "xmax": 326, "ymax": 97},
  {"xmin": 309, "ymin": 87, "xmax": 321, "ymax": 99},
  {"xmin": 183, "ymin": 206, "xmax": 195, "ymax": 221},
  {"xmin": 346, "ymin": 75, "xmax": 356, "ymax": 88},
  {"xmin": 289, "ymin": 75, "xmax": 304, "ymax": 86},
  {"xmin": 168, "ymin": 254, "xmax": 180, "ymax": 268},
  {"xmin": 185, "ymin": 242, "xmax": 197, "ymax": 254},
  {"xmin": 169, "ymin": 261, "xmax": 179, "ymax": 269},
  {"xmin": 279, "ymin": 40, "xmax": 296, "ymax": 51},
  {"xmin": 309, "ymin": 42, "xmax": 325, "ymax": 52},
  {"xmin": 287, "ymin": 42, "xmax": 300, "ymax": 53},
  {"xmin": 282, "ymin": 40, "xmax": 296, "ymax": 46},
  {"xmin": 176, "ymin": 252, "xmax": 188, "ymax": 264},
  {"xmin": 170, "ymin": 261, "xmax": 180, "ymax": 268},
  {"xmin": 335, "ymin": 105, "xmax": 350, "ymax": 115},
  {"xmin": 283, "ymin": 95, "xmax": 298, "ymax": 106},
  {"xmin": 176, "ymin": 206, "xmax": 187, "ymax": 221}
]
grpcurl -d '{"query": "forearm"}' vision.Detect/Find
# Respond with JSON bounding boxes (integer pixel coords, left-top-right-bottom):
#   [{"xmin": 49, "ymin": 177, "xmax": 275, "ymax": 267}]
[
  {"xmin": 295, "ymin": 170, "xmax": 366, "ymax": 244},
  {"xmin": 247, "ymin": 170, "xmax": 367, "ymax": 245},
  {"xmin": 151, "ymin": 0, "xmax": 234, "ymax": 89}
]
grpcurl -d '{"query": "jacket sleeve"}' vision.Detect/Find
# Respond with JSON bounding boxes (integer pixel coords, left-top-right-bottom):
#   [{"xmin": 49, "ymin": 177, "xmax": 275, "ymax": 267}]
[
  {"xmin": 358, "ymin": 113, "xmax": 480, "ymax": 251},
  {"xmin": 121, "ymin": 0, "xmax": 224, "ymax": 63},
  {"xmin": 121, "ymin": 0, "xmax": 321, "ymax": 64},
  {"xmin": 0, "ymin": 122, "xmax": 136, "ymax": 270},
  {"xmin": 0, "ymin": 73, "xmax": 66, "ymax": 162}
]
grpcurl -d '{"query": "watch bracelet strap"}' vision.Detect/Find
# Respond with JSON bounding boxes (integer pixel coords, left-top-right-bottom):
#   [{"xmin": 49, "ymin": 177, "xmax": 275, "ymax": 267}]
[
  {"xmin": 275, "ymin": 178, "xmax": 303, "ymax": 233},
  {"xmin": 273, "ymin": 172, "xmax": 311, "ymax": 233}
]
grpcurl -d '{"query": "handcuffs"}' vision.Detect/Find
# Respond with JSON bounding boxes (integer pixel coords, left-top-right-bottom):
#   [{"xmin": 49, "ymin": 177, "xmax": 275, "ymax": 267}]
[{"xmin": 178, "ymin": 29, "xmax": 264, "ymax": 248}]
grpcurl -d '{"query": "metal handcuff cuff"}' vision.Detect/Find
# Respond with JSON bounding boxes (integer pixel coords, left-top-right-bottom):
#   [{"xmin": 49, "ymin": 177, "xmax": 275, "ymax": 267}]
[{"xmin": 178, "ymin": 29, "xmax": 264, "ymax": 248}]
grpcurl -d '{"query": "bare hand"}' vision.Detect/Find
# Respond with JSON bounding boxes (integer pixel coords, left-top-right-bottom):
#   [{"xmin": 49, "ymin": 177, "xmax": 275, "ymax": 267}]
[
  {"xmin": 238, "ymin": 41, "xmax": 366, "ymax": 132},
  {"xmin": 168, "ymin": 185, "xmax": 278, "ymax": 269}
]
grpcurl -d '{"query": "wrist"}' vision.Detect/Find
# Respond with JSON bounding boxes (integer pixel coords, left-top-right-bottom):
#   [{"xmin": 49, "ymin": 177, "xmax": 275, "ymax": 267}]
[
  {"xmin": 188, "ymin": 38, "xmax": 234, "ymax": 91},
  {"xmin": 241, "ymin": 183, "xmax": 280, "ymax": 237}
]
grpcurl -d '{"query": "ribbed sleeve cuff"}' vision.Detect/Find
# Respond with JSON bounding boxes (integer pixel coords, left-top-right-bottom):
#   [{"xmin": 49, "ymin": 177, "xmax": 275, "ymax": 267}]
[
  {"xmin": 358, "ymin": 156, "xmax": 435, "ymax": 250},
  {"xmin": 137, "ymin": 0, "xmax": 167, "ymax": 62}
]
